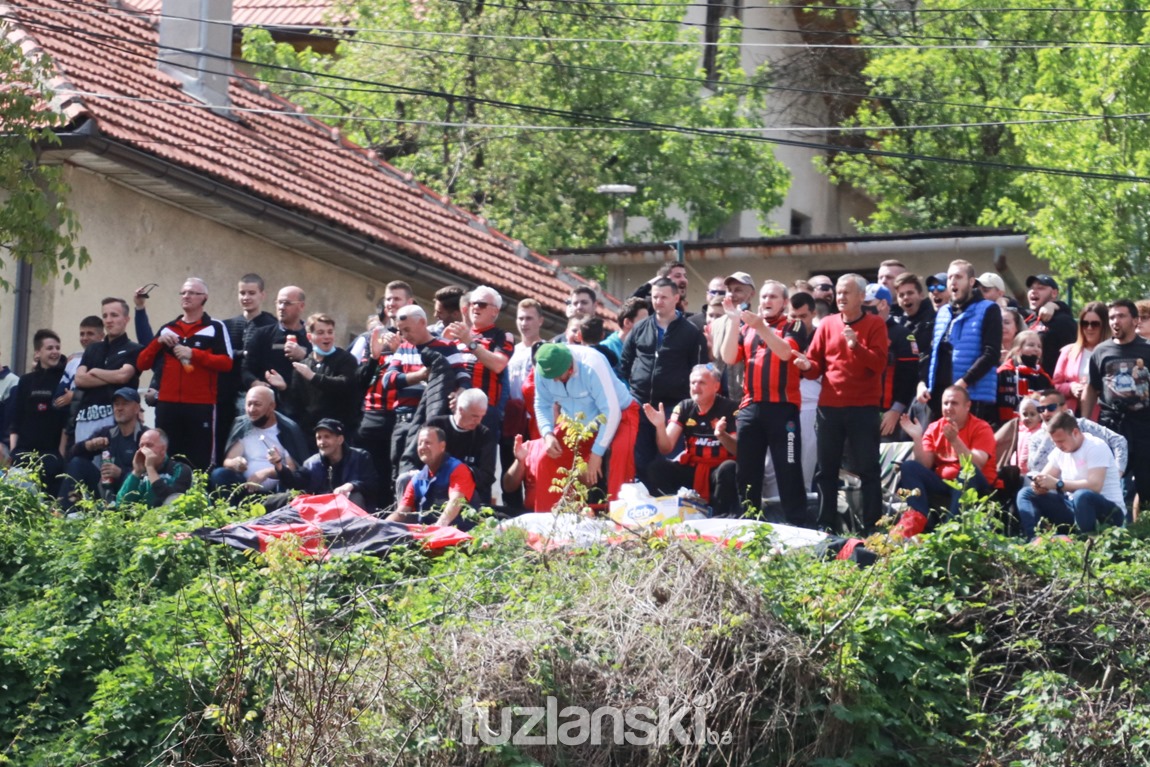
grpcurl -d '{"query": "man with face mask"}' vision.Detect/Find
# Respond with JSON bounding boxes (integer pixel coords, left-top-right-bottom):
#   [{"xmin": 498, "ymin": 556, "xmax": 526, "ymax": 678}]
[
  {"xmin": 267, "ymin": 313, "xmax": 359, "ymax": 435},
  {"xmin": 210, "ymin": 384, "xmax": 309, "ymax": 495}
]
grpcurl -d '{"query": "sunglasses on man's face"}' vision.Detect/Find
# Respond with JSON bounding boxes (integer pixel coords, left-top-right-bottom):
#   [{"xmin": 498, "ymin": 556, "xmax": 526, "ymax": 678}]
[
  {"xmin": 1037, "ymin": 403, "xmax": 1060, "ymax": 413},
  {"xmin": 472, "ymin": 301, "xmax": 492, "ymax": 310},
  {"xmin": 812, "ymin": 284, "xmax": 833, "ymax": 292},
  {"xmin": 928, "ymin": 285, "xmax": 948, "ymax": 294}
]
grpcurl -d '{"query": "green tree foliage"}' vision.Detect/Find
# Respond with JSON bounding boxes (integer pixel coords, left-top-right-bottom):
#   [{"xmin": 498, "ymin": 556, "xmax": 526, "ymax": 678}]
[
  {"xmin": 821, "ymin": 0, "xmax": 1150, "ymax": 299},
  {"xmin": 241, "ymin": 0, "xmax": 790, "ymax": 251},
  {"xmin": 5, "ymin": 468, "xmax": 1150, "ymax": 765},
  {"xmin": 0, "ymin": 38, "xmax": 88, "ymax": 289}
]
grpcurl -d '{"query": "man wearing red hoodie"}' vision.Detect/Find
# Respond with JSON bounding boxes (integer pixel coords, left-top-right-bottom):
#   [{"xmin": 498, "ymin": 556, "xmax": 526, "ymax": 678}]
[
  {"xmin": 796, "ymin": 274, "xmax": 889, "ymax": 532},
  {"xmin": 135, "ymin": 278, "xmax": 233, "ymax": 469}
]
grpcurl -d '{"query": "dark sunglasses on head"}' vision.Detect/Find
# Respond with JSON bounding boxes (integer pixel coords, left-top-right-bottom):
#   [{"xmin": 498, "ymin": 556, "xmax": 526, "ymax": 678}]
[
  {"xmin": 472, "ymin": 301, "xmax": 492, "ymax": 310},
  {"xmin": 928, "ymin": 285, "xmax": 948, "ymax": 293},
  {"xmin": 1038, "ymin": 403, "xmax": 1060, "ymax": 413},
  {"xmin": 1081, "ymin": 319, "xmax": 1103, "ymax": 328}
]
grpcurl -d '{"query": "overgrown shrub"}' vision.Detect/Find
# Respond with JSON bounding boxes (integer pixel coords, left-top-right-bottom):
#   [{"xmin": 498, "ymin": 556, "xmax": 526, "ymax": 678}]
[{"xmin": 3, "ymin": 477, "xmax": 1150, "ymax": 767}]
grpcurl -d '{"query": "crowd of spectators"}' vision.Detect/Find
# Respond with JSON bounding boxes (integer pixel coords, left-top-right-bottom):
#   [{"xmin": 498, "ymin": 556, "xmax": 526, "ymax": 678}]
[{"xmin": 2, "ymin": 259, "xmax": 1147, "ymax": 541}]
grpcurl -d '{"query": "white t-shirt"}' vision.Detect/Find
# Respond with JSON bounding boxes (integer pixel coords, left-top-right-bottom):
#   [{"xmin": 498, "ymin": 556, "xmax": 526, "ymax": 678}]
[
  {"xmin": 1050, "ymin": 432, "xmax": 1124, "ymax": 507},
  {"xmin": 241, "ymin": 424, "xmax": 286, "ymax": 490},
  {"xmin": 508, "ymin": 342, "xmax": 534, "ymax": 402}
]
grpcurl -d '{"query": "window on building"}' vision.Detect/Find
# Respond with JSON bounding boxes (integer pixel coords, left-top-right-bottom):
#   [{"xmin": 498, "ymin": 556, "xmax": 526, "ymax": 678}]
[{"xmin": 790, "ymin": 210, "xmax": 812, "ymax": 237}]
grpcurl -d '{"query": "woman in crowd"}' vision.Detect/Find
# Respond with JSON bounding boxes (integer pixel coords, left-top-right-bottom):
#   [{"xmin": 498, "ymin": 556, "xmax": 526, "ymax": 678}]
[
  {"xmin": 997, "ymin": 330, "xmax": 1054, "ymax": 425},
  {"xmin": 1000, "ymin": 307, "xmax": 1026, "ymax": 365},
  {"xmin": 1051, "ymin": 301, "xmax": 1109, "ymax": 417}
]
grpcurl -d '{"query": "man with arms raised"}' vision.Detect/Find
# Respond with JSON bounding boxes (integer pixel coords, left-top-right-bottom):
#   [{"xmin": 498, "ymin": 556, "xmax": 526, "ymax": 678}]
[
  {"xmin": 1017, "ymin": 411, "xmax": 1125, "ymax": 538},
  {"xmin": 642, "ymin": 364, "xmax": 739, "ymax": 517}
]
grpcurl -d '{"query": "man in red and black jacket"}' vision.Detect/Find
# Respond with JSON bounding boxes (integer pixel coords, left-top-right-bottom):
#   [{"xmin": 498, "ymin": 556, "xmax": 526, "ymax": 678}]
[
  {"xmin": 796, "ymin": 274, "xmax": 890, "ymax": 533},
  {"xmin": 719, "ymin": 279, "xmax": 811, "ymax": 526},
  {"xmin": 358, "ymin": 305, "xmax": 470, "ymax": 507},
  {"xmin": 135, "ymin": 278, "xmax": 233, "ymax": 469}
]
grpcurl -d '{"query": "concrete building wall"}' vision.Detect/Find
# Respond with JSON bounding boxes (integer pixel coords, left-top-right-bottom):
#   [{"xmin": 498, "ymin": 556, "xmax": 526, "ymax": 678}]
[{"xmin": 3, "ymin": 167, "xmax": 472, "ymax": 371}]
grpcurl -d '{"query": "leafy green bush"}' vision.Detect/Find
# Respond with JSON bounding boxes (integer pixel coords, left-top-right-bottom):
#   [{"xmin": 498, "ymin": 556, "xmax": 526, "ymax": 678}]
[{"xmin": 2, "ymin": 476, "xmax": 1149, "ymax": 767}]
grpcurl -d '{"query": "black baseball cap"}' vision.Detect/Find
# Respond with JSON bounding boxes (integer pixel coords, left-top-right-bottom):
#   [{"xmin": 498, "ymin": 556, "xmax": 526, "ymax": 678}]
[
  {"xmin": 314, "ymin": 418, "xmax": 345, "ymax": 436},
  {"xmin": 1026, "ymin": 274, "xmax": 1059, "ymax": 290}
]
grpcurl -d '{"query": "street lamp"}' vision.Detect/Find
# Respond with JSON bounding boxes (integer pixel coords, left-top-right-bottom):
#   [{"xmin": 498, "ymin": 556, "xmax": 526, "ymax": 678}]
[{"xmin": 596, "ymin": 184, "xmax": 637, "ymax": 245}]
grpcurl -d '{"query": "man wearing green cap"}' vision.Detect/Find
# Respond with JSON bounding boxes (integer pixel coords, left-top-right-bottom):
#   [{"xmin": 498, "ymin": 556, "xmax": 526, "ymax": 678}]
[{"xmin": 533, "ymin": 343, "xmax": 639, "ymax": 499}]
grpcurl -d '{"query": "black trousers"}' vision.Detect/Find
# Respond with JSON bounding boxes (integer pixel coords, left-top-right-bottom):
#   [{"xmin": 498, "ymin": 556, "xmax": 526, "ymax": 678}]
[
  {"xmin": 357, "ymin": 410, "xmax": 397, "ymax": 509},
  {"xmin": 155, "ymin": 401, "xmax": 215, "ymax": 470},
  {"xmin": 815, "ymin": 405, "xmax": 882, "ymax": 533},
  {"xmin": 737, "ymin": 401, "xmax": 810, "ymax": 526}
]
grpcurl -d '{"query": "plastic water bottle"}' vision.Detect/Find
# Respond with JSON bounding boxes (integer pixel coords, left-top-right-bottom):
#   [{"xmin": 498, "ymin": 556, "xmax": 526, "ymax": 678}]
[{"xmin": 100, "ymin": 451, "xmax": 114, "ymax": 487}]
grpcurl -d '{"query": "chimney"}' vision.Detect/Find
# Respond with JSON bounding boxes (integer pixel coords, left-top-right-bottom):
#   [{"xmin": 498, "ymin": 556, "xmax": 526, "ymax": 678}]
[{"xmin": 158, "ymin": 0, "xmax": 234, "ymax": 114}]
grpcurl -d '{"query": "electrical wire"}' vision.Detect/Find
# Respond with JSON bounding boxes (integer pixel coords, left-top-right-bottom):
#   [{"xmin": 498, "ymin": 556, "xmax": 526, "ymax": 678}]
[
  {"xmin": 22, "ymin": 1, "xmax": 1150, "ymax": 49},
  {"xmin": 17, "ymin": 1, "xmax": 1147, "ymax": 122},
  {"xmin": 9, "ymin": 7, "xmax": 1150, "ymax": 185}
]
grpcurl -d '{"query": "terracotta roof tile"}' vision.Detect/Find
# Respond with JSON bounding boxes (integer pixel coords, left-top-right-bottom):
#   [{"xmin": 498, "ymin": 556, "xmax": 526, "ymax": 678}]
[
  {"xmin": 2, "ymin": 0, "xmax": 600, "ymax": 313},
  {"xmin": 130, "ymin": 0, "xmax": 345, "ymax": 30}
]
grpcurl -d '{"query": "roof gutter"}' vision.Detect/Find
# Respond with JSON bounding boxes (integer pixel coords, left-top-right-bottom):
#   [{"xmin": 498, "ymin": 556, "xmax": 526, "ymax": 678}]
[{"xmin": 552, "ymin": 233, "xmax": 1030, "ymax": 268}]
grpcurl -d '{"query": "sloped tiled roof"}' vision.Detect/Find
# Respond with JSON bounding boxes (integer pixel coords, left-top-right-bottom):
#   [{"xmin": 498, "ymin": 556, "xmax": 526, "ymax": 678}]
[
  {"xmin": 0, "ymin": 0, "xmax": 596, "ymax": 314},
  {"xmin": 130, "ymin": 0, "xmax": 342, "ymax": 31}
]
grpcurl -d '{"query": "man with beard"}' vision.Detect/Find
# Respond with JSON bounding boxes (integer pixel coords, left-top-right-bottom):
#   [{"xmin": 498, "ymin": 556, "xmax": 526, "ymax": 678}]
[
  {"xmin": 210, "ymin": 384, "xmax": 309, "ymax": 496},
  {"xmin": 58, "ymin": 386, "xmax": 144, "ymax": 507},
  {"xmin": 918, "ymin": 260, "xmax": 1002, "ymax": 426}
]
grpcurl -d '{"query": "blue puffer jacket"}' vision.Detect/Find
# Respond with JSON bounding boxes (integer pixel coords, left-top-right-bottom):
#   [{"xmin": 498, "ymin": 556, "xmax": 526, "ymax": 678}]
[{"xmin": 930, "ymin": 299, "xmax": 996, "ymax": 404}]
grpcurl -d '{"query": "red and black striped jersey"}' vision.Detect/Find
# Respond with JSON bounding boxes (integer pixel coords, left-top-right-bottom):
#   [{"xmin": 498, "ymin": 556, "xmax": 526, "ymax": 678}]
[
  {"xmin": 464, "ymin": 325, "xmax": 515, "ymax": 407},
  {"xmin": 362, "ymin": 337, "xmax": 468, "ymax": 412},
  {"xmin": 669, "ymin": 396, "xmax": 739, "ymax": 464},
  {"xmin": 736, "ymin": 317, "xmax": 807, "ymax": 408}
]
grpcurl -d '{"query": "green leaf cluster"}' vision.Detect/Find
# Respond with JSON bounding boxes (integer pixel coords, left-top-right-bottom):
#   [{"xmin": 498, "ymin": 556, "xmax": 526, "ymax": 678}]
[
  {"xmin": 0, "ymin": 38, "xmax": 89, "ymax": 290},
  {"xmin": 5, "ymin": 473, "xmax": 1150, "ymax": 765},
  {"xmin": 241, "ymin": 0, "xmax": 789, "ymax": 250},
  {"xmin": 822, "ymin": 0, "xmax": 1150, "ymax": 299}
]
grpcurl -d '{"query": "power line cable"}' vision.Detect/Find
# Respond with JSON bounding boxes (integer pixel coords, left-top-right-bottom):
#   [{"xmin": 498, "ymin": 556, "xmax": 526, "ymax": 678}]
[
  {"xmin": 18, "ymin": 2, "xmax": 1138, "ymax": 121},
  {"xmin": 10, "ymin": 9, "xmax": 1150, "ymax": 184},
  {"xmin": 22, "ymin": 2, "xmax": 1150, "ymax": 49}
]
